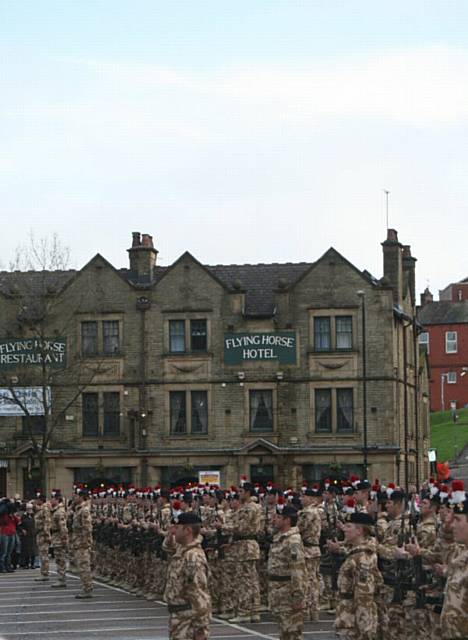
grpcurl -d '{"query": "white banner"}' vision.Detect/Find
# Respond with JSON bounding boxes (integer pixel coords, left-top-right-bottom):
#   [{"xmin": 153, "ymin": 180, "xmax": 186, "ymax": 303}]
[
  {"xmin": 198, "ymin": 470, "xmax": 221, "ymax": 486},
  {"xmin": 0, "ymin": 387, "xmax": 51, "ymax": 416}
]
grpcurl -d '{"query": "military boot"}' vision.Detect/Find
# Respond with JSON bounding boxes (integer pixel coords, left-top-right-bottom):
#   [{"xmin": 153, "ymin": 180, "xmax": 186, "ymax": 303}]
[
  {"xmin": 34, "ymin": 575, "xmax": 49, "ymax": 582},
  {"xmin": 75, "ymin": 591, "xmax": 93, "ymax": 599},
  {"xmin": 51, "ymin": 579, "xmax": 67, "ymax": 588}
]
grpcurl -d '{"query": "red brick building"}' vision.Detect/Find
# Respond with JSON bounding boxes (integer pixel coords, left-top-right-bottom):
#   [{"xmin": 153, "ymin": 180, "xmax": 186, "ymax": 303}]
[{"xmin": 418, "ymin": 283, "xmax": 468, "ymax": 412}]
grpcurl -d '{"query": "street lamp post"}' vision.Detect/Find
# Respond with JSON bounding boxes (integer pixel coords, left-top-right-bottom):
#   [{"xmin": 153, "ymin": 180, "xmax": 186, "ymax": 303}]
[
  {"xmin": 357, "ymin": 290, "xmax": 368, "ymax": 480},
  {"xmin": 441, "ymin": 373, "xmax": 447, "ymax": 412}
]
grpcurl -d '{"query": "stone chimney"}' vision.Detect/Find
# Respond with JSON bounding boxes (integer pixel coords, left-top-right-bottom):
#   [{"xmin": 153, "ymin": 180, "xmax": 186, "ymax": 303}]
[
  {"xmin": 402, "ymin": 245, "xmax": 417, "ymax": 306},
  {"xmin": 127, "ymin": 232, "xmax": 158, "ymax": 283},
  {"xmin": 420, "ymin": 287, "xmax": 433, "ymax": 306},
  {"xmin": 381, "ymin": 229, "xmax": 403, "ymax": 304}
]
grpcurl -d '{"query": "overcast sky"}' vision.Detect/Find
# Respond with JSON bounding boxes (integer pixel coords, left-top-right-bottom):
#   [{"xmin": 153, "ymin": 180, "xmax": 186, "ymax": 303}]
[{"xmin": 1, "ymin": 1, "xmax": 467, "ymax": 298}]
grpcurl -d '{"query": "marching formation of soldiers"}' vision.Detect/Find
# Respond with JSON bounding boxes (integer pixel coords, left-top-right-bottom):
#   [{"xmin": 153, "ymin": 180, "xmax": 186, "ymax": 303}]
[{"xmin": 20, "ymin": 475, "xmax": 468, "ymax": 640}]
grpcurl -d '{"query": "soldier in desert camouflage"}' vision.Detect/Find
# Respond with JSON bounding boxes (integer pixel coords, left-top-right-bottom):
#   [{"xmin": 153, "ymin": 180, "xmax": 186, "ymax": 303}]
[
  {"xmin": 334, "ymin": 512, "xmax": 382, "ymax": 640},
  {"xmin": 268, "ymin": 503, "xmax": 307, "ymax": 640},
  {"xmin": 163, "ymin": 511, "xmax": 211, "ymax": 640},
  {"xmin": 49, "ymin": 490, "xmax": 69, "ymax": 588},
  {"xmin": 439, "ymin": 497, "xmax": 468, "ymax": 640},
  {"xmin": 72, "ymin": 489, "xmax": 94, "ymax": 598},
  {"xmin": 298, "ymin": 487, "xmax": 322, "ymax": 622},
  {"xmin": 34, "ymin": 494, "xmax": 51, "ymax": 582}
]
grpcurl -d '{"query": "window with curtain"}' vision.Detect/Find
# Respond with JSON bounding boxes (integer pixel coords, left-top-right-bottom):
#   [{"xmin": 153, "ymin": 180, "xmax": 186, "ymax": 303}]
[
  {"xmin": 103, "ymin": 321, "xmax": 120, "ymax": 354},
  {"xmin": 81, "ymin": 321, "xmax": 98, "ymax": 355},
  {"xmin": 82, "ymin": 393, "xmax": 99, "ymax": 436},
  {"xmin": 315, "ymin": 389, "xmax": 332, "ymax": 432},
  {"xmin": 336, "ymin": 316, "xmax": 353, "ymax": 350},
  {"xmin": 103, "ymin": 392, "xmax": 120, "ymax": 435},
  {"xmin": 191, "ymin": 390, "xmax": 208, "ymax": 433},
  {"xmin": 446, "ymin": 331, "xmax": 458, "ymax": 353},
  {"xmin": 169, "ymin": 320, "xmax": 186, "ymax": 353},
  {"xmin": 337, "ymin": 388, "xmax": 353, "ymax": 431},
  {"xmin": 190, "ymin": 319, "xmax": 207, "ymax": 352},
  {"xmin": 314, "ymin": 317, "xmax": 331, "ymax": 351},
  {"xmin": 250, "ymin": 390, "xmax": 273, "ymax": 431},
  {"xmin": 170, "ymin": 391, "xmax": 187, "ymax": 434}
]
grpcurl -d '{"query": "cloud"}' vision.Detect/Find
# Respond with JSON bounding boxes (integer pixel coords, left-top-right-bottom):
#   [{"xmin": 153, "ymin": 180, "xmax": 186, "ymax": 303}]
[{"xmin": 60, "ymin": 45, "xmax": 468, "ymax": 128}]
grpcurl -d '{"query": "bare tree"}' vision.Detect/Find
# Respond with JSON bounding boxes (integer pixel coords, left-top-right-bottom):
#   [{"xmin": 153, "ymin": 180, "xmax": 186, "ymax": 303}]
[{"xmin": 0, "ymin": 233, "xmax": 107, "ymax": 494}]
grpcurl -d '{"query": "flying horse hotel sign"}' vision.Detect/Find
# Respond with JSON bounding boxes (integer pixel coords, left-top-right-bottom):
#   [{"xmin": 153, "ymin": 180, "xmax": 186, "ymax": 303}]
[
  {"xmin": 224, "ymin": 332, "xmax": 297, "ymax": 365},
  {"xmin": 0, "ymin": 338, "xmax": 67, "ymax": 369}
]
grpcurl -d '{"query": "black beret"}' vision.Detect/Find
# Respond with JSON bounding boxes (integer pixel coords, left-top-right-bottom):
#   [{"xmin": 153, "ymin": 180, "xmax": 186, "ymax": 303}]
[
  {"xmin": 356, "ymin": 481, "xmax": 371, "ymax": 491},
  {"xmin": 389, "ymin": 490, "xmax": 406, "ymax": 502},
  {"xmin": 304, "ymin": 488, "xmax": 322, "ymax": 497},
  {"xmin": 176, "ymin": 512, "xmax": 202, "ymax": 525},
  {"xmin": 277, "ymin": 505, "xmax": 298, "ymax": 519},
  {"xmin": 242, "ymin": 482, "xmax": 254, "ymax": 493},
  {"xmin": 350, "ymin": 512, "xmax": 375, "ymax": 526},
  {"xmin": 160, "ymin": 489, "xmax": 171, "ymax": 499},
  {"xmin": 182, "ymin": 492, "xmax": 193, "ymax": 503},
  {"xmin": 452, "ymin": 499, "xmax": 468, "ymax": 515}
]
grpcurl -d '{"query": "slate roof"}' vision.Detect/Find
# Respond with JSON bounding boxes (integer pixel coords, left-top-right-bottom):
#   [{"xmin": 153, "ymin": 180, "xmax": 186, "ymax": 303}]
[
  {"xmin": 418, "ymin": 301, "xmax": 468, "ymax": 325},
  {"xmin": 1, "ymin": 255, "xmax": 373, "ymax": 317}
]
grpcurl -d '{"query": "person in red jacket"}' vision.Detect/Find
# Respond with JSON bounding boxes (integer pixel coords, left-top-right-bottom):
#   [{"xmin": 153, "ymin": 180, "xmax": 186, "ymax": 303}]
[{"xmin": 0, "ymin": 499, "xmax": 19, "ymax": 573}]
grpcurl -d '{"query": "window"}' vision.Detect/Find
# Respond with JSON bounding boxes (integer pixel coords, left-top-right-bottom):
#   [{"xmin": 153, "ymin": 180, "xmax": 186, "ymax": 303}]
[
  {"xmin": 315, "ymin": 389, "xmax": 332, "ymax": 432},
  {"xmin": 103, "ymin": 392, "xmax": 120, "ymax": 435},
  {"xmin": 169, "ymin": 319, "xmax": 208, "ymax": 353},
  {"xmin": 81, "ymin": 322, "xmax": 98, "ymax": 355},
  {"xmin": 103, "ymin": 321, "xmax": 120, "ymax": 354},
  {"xmin": 250, "ymin": 390, "xmax": 273, "ymax": 432},
  {"xmin": 446, "ymin": 331, "xmax": 458, "ymax": 353},
  {"xmin": 81, "ymin": 320, "xmax": 121, "ymax": 356},
  {"xmin": 447, "ymin": 372, "xmax": 457, "ymax": 384},
  {"xmin": 314, "ymin": 317, "xmax": 331, "ymax": 352},
  {"xmin": 22, "ymin": 415, "xmax": 46, "ymax": 435},
  {"xmin": 82, "ymin": 393, "xmax": 99, "ymax": 436},
  {"xmin": 190, "ymin": 320, "xmax": 207, "ymax": 352},
  {"xmin": 336, "ymin": 316, "xmax": 353, "ymax": 350},
  {"xmin": 169, "ymin": 320, "xmax": 186, "ymax": 353},
  {"xmin": 170, "ymin": 391, "xmax": 187, "ymax": 434},
  {"xmin": 337, "ymin": 389, "xmax": 354, "ymax": 431},
  {"xmin": 419, "ymin": 332, "xmax": 429, "ymax": 353},
  {"xmin": 191, "ymin": 391, "xmax": 208, "ymax": 433},
  {"xmin": 170, "ymin": 390, "xmax": 209, "ymax": 435},
  {"xmin": 82, "ymin": 391, "xmax": 121, "ymax": 437},
  {"xmin": 314, "ymin": 387, "xmax": 355, "ymax": 433}
]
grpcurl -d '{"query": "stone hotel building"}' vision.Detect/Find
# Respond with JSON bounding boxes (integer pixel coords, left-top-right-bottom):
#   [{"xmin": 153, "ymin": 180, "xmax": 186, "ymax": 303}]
[{"xmin": 0, "ymin": 230, "xmax": 430, "ymax": 497}]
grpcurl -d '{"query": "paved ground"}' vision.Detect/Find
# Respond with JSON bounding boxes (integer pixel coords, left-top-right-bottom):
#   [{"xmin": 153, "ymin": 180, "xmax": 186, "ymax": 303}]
[{"xmin": 0, "ymin": 568, "xmax": 338, "ymax": 640}]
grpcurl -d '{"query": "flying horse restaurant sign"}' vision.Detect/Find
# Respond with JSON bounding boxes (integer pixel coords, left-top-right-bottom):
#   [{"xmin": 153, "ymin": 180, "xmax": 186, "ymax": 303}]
[
  {"xmin": 0, "ymin": 338, "xmax": 67, "ymax": 369},
  {"xmin": 224, "ymin": 332, "xmax": 297, "ymax": 364}
]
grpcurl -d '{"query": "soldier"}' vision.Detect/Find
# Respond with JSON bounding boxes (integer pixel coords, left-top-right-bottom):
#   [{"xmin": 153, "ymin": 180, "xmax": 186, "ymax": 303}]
[
  {"xmin": 439, "ymin": 498, "xmax": 468, "ymax": 639},
  {"xmin": 49, "ymin": 490, "xmax": 69, "ymax": 588},
  {"xmin": 376, "ymin": 489, "xmax": 409, "ymax": 640},
  {"xmin": 219, "ymin": 482, "xmax": 262, "ymax": 623},
  {"xmin": 34, "ymin": 494, "xmax": 51, "ymax": 582},
  {"xmin": 163, "ymin": 511, "xmax": 211, "ymax": 640},
  {"xmin": 298, "ymin": 487, "xmax": 322, "ymax": 622},
  {"xmin": 268, "ymin": 503, "xmax": 307, "ymax": 640},
  {"xmin": 72, "ymin": 489, "xmax": 94, "ymax": 598},
  {"xmin": 334, "ymin": 512, "xmax": 382, "ymax": 640}
]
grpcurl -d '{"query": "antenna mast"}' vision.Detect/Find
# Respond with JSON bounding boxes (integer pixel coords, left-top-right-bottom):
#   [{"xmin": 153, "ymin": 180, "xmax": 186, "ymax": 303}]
[{"xmin": 383, "ymin": 189, "xmax": 390, "ymax": 229}]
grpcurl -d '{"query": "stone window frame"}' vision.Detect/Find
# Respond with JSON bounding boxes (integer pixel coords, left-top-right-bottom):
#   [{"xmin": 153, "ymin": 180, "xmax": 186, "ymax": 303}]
[
  {"xmin": 309, "ymin": 382, "xmax": 356, "ymax": 435},
  {"xmin": 309, "ymin": 308, "xmax": 357, "ymax": 353},
  {"xmin": 165, "ymin": 315, "xmax": 211, "ymax": 355},
  {"xmin": 78, "ymin": 314, "xmax": 124, "ymax": 357},
  {"xmin": 244, "ymin": 383, "xmax": 277, "ymax": 434},
  {"xmin": 165, "ymin": 384, "xmax": 212, "ymax": 437},
  {"xmin": 79, "ymin": 386, "xmax": 123, "ymax": 439}
]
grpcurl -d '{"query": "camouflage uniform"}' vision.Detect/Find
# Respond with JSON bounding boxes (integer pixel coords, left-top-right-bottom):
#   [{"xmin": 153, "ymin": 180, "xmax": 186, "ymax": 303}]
[
  {"xmin": 164, "ymin": 535, "xmax": 212, "ymax": 639},
  {"xmin": 377, "ymin": 514, "xmax": 408, "ymax": 640},
  {"xmin": 335, "ymin": 541, "xmax": 383, "ymax": 640},
  {"xmin": 267, "ymin": 525, "xmax": 307, "ymax": 640},
  {"xmin": 34, "ymin": 503, "xmax": 51, "ymax": 577},
  {"xmin": 222, "ymin": 498, "xmax": 261, "ymax": 619},
  {"xmin": 297, "ymin": 503, "xmax": 321, "ymax": 621},
  {"xmin": 440, "ymin": 544, "xmax": 468, "ymax": 639},
  {"xmin": 50, "ymin": 503, "xmax": 69, "ymax": 583},
  {"xmin": 72, "ymin": 500, "xmax": 93, "ymax": 594}
]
